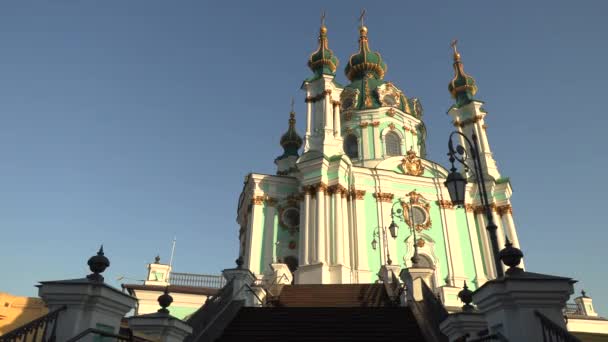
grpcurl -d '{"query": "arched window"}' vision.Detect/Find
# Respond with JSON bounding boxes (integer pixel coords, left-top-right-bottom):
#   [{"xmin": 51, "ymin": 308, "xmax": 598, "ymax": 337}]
[
  {"xmin": 385, "ymin": 131, "xmax": 402, "ymax": 156},
  {"xmin": 344, "ymin": 134, "xmax": 359, "ymax": 159}
]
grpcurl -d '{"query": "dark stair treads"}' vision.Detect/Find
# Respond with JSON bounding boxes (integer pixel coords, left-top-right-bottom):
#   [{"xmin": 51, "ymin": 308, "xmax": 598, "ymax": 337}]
[
  {"xmin": 217, "ymin": 307, "xmax": 427, "ymax": 342},
  {"xmin": 274, "ymin": 283, "xmax": 393, "ymax": 307}
]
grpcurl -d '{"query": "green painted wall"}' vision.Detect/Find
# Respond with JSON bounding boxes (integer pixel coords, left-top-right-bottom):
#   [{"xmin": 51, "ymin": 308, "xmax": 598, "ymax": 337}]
[{"xmin": 455, "ymin": 208, "xmax": 477, "ymax": 290}]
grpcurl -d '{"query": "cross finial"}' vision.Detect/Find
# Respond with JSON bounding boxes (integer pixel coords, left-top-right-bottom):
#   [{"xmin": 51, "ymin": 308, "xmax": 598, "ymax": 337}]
[
  {"xmin": 450, "ymin": 39, "xmax": 458, "ymax": 54},
  {"xmin": 321, "ymin": 10, "xmax": 326, "ymax": 27},
  {"xmin": 290, "ymin": 97, "xmax": 295, "ymax": 113},
  {"xmin": 359, "ymin": 9, "xmax": 366, "ymax": 27}
]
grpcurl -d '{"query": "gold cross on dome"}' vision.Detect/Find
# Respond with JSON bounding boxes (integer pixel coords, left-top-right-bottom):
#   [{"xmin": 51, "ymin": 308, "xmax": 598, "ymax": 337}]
[
  {"xmin": 358, "ymin": 9, "xmax": 366, "ymax": 27},
  {"xmin": 290, "ymin": 97, "xmax": 295, "ymax": 112},
  {"xmin": 321, "ymin": 10, "xmax": 326, "ymax": 26},
  {"xmin": 450, "ymin": 39, "xmax": 459, "ymax": 54}
]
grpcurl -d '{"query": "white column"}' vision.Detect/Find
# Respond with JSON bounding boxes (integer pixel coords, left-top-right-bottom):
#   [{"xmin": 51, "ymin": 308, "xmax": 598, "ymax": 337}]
[
  {"xmin": 333, "ymin": 103, "xmax": 341, "ymax": 138},
  {"xmin": 315, "ymin": 185, "xmax": 326, "ymax": 263},
  {"xmin": 334, "ymin": 190, "xmax": 344, "ymax": 265},
  {"xmin": 245, "ymin": 197, "xmax": 265, "ymax": 274},
  {"xmin": 299, "ymin": 190, "xmax": 310, "ymax": 265},
  {"xmin": 262, "ymin": 201, "xmax": 277, "ymax": 269},
  {"xmin": 324, "ymin": 93, "xmax": 333, "ymax": 132},
  {"xmin": 306, "ymin": 100, "xmax": 312, "ymax": 136},
  {"xmin": 341, "ymin": 191, "xmax": 350, "ymax": 268},
  {"xmin": 442, "ymin": 205, "xmax": 466, "ymax": 286},
  {"xmin": 309, "ymin": 193, "xmax": 317, "ymax": 263},
  {"xmin": 500, "ymin": 205, "xmax": 524, "ymax": 269},
  {"xmin": 361, "ymin": 127, "xmax": 370, "ymax": 160},
  {"xmin": 325, "ymin": 191, "xmax": 331, "ymax": 262},
  {"xmin": 491, "ymin": 207, "xmax": 507, "ymax": 274},
  {"xmin": 353, "ymin": 191, "xmax": 369, "ymax": 273},
  {"xmin": 476, "ymin": 210, "xmax": 496, "ymax": 279},
  {"xmin": 464, "ymin": 207, "xmax": 488, "ymax": 286},
  {"xmin": 347, "ymin": 192, "xmax": 356, "ymax": 270},
  {"xmin": 373, "ymin": 124, "xmax": 381, "ymax": 159}
]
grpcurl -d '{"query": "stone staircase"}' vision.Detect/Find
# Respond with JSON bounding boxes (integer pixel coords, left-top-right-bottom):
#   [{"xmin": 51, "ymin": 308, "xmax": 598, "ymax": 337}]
[{"xmin": 212, "ymin": 284, "xmax": 428, "ymax": 342}]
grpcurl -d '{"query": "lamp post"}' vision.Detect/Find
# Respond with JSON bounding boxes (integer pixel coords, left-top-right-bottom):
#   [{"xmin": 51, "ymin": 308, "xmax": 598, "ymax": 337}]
[
  {"xmin": 371, "ymin": 203, "xmax": 401, "ymax": 266},
  {"xmin": 444, "ymin": 131, "xmax": 504, "ymax": 278},
  {"xmin": 372, "ymin": 226, "xmax": 393, "ymax": 265}
]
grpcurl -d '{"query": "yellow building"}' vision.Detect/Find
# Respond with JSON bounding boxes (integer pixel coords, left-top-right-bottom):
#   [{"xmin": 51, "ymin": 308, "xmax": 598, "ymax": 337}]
[{"xmin": 0, "ymin": 292, "xmax": 48, "ymax": 335}]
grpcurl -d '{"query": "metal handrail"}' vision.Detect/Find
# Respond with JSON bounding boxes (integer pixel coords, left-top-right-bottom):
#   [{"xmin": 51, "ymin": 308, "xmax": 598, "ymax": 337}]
[
  {"xmin": 0, "ymin": 305, "xmax": 66, "ymax": 342},
  {"xmin": 535, "ymin": 310, "xmax": 581, "ymax": 342},
  {"xmin": 66, "ymin": 328, "xmax": 135, "ymax": 342}
]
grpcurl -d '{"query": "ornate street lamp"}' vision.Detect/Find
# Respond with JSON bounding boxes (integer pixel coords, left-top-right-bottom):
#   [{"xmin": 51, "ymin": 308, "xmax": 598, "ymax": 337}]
[
  {"xmin": 445, "ymin": 131, "xmax": 504, "ymax": 277},
  {"xmin": 371, "ymin": 226, "xmax": 393, "ymax": 265},
  {"xmin": 388, "ymin": 220, "xmax": 398, "ymax": 239}
]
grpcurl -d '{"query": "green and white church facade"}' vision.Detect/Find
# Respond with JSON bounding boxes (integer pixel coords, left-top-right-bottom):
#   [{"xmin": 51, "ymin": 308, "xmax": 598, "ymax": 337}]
[{"xmin": 236, "ymin": 22, "xmax": 521, "ymax": 306}]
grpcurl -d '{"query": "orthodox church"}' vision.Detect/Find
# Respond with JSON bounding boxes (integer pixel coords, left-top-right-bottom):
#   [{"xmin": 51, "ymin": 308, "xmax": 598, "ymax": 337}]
[{"xmin": 236, "ymin": 20, "xmax": 520, "ymax": 308}]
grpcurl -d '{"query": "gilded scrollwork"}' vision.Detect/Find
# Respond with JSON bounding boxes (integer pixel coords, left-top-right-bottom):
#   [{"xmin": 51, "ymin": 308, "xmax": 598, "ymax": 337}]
[
  {"xmin": 400, "ymin": 149, "xmax": 425, "ymax": 176},
  {"xmin": 373, "ymin": 192, "xmax": 394, "ymax": 203},
  {"xmin": 376, "ymin": 82, "xmax": 402, "ymax": 108},
  {"xmin": 400, "ymin": 190, "xmax": 432, "ymax": 232}
]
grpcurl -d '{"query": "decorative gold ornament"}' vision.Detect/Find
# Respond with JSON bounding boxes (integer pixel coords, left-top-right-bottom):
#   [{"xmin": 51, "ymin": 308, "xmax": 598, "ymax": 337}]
[
  {"xmin": 278, "ymin": 205, "xmax": 300, "ymax": 236},
  {"xmin": 417, "ymin": 239, "xmax": 426, "ymax": 248},
  {"xmin": 388, "ymin": 123, "xmax": 396, "ymax": 130},
  {"xmin": 400, "ymin": 148, "xmax": 425, "ymax": 176},
  {"xmin": 401, "ymin": 190, "xmax": 432, "ymax": 232},
  {"xmin": 436, "ymin": 200, "xmax": 454, "ymax": 209},
  {"xmin": 376, "ymin": 82, "xmax": 402, "ymax": 108},
  {"xmin": 386, "ymin": 108, "xmax": 396, "ymax": 117},
  {"xmin": 341, "ymin": 87, "xmax": 360, "ymax": 112},
  {"xmin": 373, "ymin": 192, "xmax": 394, "ymax": 203},
  {"xmin": 350, "ymin": 189, "xmax": 366, "ymax": 200},
  {"xmin": 464, "ymin": 204, "xmax": 475, "ymax": 212},
  {"xmin": 453, "ymin": 115, "xmax": 483, "ymax": 128},
  {"xmin": 497, "ymin": 204, "xmax": 513, "ymax": 216},
  {"xmin": 359, "ymin": 122, "xmax": 369, "ymax": 128},
  {"xmin": 252, "ymin": 196, "xmax": 265, "ymax": 205}
]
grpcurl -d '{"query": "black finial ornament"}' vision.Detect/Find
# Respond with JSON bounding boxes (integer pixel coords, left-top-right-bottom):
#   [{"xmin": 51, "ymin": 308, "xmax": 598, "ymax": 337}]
[
  {"xmin": 87, "ymin": 245, "xmax": 110, "ymax": 282},
  {"xmin": 581, "ymin": 290, "xmax": 588, "ymax": 298},
  {"xmin": 458, "ymin": 281, "xmax": 474, "ymax": 312},
  {"xmin": 154, "ymin": 255, "xmax": 161, "ymax": 264},
  {"xmin": 157, "ymin": 287, "xmax": 173, "ymax": 314},
  {"xmin": 499, "ymin": 236, "xmax": 524, "ymax": 276},
  {"xmin": 236, "ymin": 256, "xmax": 244, "ymax": 269}
]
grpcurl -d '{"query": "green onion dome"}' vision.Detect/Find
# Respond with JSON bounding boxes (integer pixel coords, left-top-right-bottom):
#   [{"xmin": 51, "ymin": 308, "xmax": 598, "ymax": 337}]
[
  {"xmin": 344, "ymin": 26, "xmax": 387, "ymax": 81},
  {"xmin": 448, "ymin": 45, "xmax": 478, "ymax": 106},
  {"xmin": 308, "ymin": 25, "xmax": 339, "ymax": 76},
  {"xmin": 279, "ymin": 110, "xmax": 303, "ymax": 158}
]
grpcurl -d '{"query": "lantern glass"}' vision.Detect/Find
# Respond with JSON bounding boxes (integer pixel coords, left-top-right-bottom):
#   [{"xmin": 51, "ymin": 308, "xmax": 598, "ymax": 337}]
[
  {"xmin": 388, "ymin": 221, "xmax": 398, "ymax": 239},
  {"xmin": 445, "ymin": 170, "xmax": 467, "ymax": 205},
  {"xmin": 371, "ymin": 238, "xmax": 378, "ymax": 250}
]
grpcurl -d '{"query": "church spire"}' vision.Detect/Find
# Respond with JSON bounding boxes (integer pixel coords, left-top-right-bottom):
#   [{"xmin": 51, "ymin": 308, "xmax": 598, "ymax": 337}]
[
  {"xmin": 345, "ymin": 10, "xmax": 387, "ymax": 82},
  {"xmin": 278, "ymin": 99, "xmax": 303, "ymax": 158},
  {"xmin": 307, "ymin": 12, "xmax": 339, "ymax": 76},
  {"xmin": 448, "ymin": 40, "xmax": 478, "ymax": 106}
]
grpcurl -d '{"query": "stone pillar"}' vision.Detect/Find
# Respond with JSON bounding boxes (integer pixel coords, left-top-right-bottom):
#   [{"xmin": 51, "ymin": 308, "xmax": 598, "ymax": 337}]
[
  {"xmin": 324, "ymin": 91, "xmax": 333, "ymax": 132},
  {"xmin": 498, "ymin": 204, "xmax": 524, "ymax": 269},
  {"xmin": 305, "ymin": 99, "xmax": 312, "ymax": 136},
  {"xmin": 341, "ymin": 190, "xmax": 350, "ymax": 268},
  {"xmin": 490, "ymin": 206, "xmax": 507, "ymax": 274},
  {"xmin": 361, "ymin": 125, "xmax": 370, "ymax": 160},
  {"xmin": 475, "ymin": 208, "xmax": 496, "ymax": 279},
  {"xmin": 439, "ymin": 201, "xmax": 466, "ymax": 286},
  {"xmin": 262, "ymin": 198, "xmax": 277, "ymax": 271},
  {"xmin": 315, "ymin": 184, "xmax": 327, "ymax": 263},
  {"xmin": 333, "ymin": 102, "xmax": 341, "ymax": 138},
  {"xmin": 372, "ymin": 122, "xmax": 381, "ymax": 159},
  {"xmin": 309, "ymin": 192, "xmax": 317, "ymax": 263},
  {"xmin": 333, "ymin": 188, "xmax": 344, "ymax": 265},
  {"xmin": 352, "ymin": 190, "xmax": 370, "ymax": 282},
  {"xmin": 439, "ymin": 312, "xmax": 487, "ymax": 342},
  {"xmin": 245, "ymin": 196, "xmax": 265, "ymax": 275},
  {"xmin": 128, "ymin": 290, "xmax": 192, "ymax": 342},
  {"xmin": 473, "ymin": 272, "xmax": 575, "ymax": 342},
  {"xmin": 299, "ymin": 189, "xmax": 310, "ymax": 265},
  {"xmin": 222, "ymin": 266, "xmax": 257, "ymax": 307},
  {"xmin": 464, "ymin": 205, "xmax": 487, "ymax": 287},
  {"xmin": 38, "ymin": 280, "xmax": 136, "ymax": 342}
]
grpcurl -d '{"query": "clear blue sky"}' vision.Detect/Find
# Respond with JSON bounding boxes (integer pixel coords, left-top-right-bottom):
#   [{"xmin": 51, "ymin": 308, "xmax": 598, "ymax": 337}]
[{"xmin": 1, "ymin": 1, "xmax": 607, "ymax": 314}]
